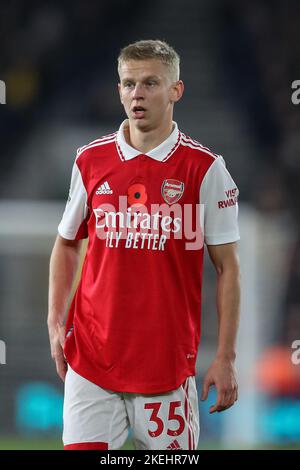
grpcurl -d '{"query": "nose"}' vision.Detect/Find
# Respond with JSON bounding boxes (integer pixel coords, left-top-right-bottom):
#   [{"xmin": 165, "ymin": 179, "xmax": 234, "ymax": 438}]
[{"xmin": 132, "ymin": 83, "xmax": 144, "ymax": 99}]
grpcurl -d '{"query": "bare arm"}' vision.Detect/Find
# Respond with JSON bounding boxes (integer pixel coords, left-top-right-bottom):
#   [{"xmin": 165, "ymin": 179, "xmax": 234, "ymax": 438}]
[
  {"xmin": 201, "ymin": 241, "xmax": 241, "ymax": 413},
  {"xmin": 47, "ymin": 234, "xmax": 83, "ymax": 381}
]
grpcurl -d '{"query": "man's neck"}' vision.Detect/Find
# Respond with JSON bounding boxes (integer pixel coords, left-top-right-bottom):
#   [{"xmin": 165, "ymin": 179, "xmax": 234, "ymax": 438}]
[{"xmin": 124, "ymin": 120, "xmax": 174, "ymax": 154}]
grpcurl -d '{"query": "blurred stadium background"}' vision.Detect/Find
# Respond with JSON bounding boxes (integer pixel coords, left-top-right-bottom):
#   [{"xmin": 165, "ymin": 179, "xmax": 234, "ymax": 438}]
[{"xmin": 0, "ymin": 0, "xmax": 300, "ymax": 450}]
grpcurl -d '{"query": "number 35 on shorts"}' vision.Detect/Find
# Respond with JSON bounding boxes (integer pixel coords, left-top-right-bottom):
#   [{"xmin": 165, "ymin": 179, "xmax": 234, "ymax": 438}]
[{"xmin": 145, "ymin": 401, "xmax": 185, "ymax": 437}]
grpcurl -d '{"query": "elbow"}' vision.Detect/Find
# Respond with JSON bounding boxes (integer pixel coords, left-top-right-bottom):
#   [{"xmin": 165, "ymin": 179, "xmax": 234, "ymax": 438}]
[{"xmin": 216, "ymin": 256, "xmax": 241, "ymax": 279}]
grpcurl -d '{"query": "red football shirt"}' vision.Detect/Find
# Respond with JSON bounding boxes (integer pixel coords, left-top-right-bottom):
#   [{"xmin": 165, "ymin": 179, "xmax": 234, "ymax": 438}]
[{"xmin": 58, "ymin": 120, "xmax": 240, "ymax": 393}]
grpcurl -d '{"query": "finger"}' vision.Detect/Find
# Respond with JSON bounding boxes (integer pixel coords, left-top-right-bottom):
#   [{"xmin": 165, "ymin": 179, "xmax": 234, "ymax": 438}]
[
  {"xmin": 57, "ymin": 324, "xmax": 66, "ymax": 348},
  {"xmin": 209, "ymin": 391, "xmax": 226, "ymax": 413},
  {"xmin": 226, "ymin": 385, "xmax": 238, "ymax": 407},
  {"xmin": 201, "ymin": 377, "xmax": 213, "ymax": 401},
  {"xmin": 222, "ymin": 391, "xmax": 235, "ymax": 411},
  {"xmin": 212, "ymin": 389, "xmax": 237, "ymax": 413},
  {"xmin": 224, "ymin": 389, "xmax": 235, "ymax": 407},
  {"xmin": 56, "ymin": 356, "xmax": 68, "ymax": 382},
  {"xmin": 210, "ymin": 403, "xmax": 223, "ymax": 413},
  {"xmin": 230, "ymin": 388, "xmax": 237, "ymax": 405},
  {"xmin": 211, "ymin": 402, "xmax": 230, "ymax": 413},
  {"xmin": 210, "ymin": 384, "xmax": 234, "ymax": 413}
]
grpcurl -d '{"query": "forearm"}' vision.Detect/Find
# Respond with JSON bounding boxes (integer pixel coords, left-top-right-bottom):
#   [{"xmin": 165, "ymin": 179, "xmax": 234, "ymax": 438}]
[
  {"xmin": 47, "ymin": 236, "xmax": 82, "ymax": 328},
  {"xmin": 215, "ymin": 263, "xmax": 241, "ymax": 361}
]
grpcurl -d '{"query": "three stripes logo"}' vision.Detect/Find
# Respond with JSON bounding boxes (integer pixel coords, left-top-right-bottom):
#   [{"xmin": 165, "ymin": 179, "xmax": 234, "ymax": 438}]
[
  {"xmin": 96, "ymin": 181, "xmax": 113, "ymax": 195},
  {"xmin": 167, "ymin": 439, "xmax": 183, "ymax": 450}
]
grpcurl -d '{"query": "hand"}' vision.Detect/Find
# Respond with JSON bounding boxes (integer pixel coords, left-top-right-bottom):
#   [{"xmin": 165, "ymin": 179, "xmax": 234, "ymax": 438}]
[
  {"xmin": 200, "ymin": 357, "xmax": 238, "ymax": 413},
  {"xmin": 48, "ymin": 322, "xmax": 67, "ymax": 382}
]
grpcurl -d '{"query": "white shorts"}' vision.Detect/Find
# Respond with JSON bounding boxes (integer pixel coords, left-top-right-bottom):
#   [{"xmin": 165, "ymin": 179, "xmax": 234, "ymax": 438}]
[{"xmin": 63, "ymin": 366, "xmax": 200, "ymax": 450}]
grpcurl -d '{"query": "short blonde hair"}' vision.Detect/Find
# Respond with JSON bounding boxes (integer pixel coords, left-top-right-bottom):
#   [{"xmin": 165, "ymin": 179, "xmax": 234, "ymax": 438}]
[{"xmin": 118, "ymin": 39, "xmax": 180, "ymax": 82}]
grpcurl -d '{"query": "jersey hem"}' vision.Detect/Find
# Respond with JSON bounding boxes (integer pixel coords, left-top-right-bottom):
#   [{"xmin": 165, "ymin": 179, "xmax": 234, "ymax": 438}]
[
  {"xmin": 65, "ymin": 356, "xmax": 195, "ymax": 395},
  {"xmin": 57, "ymin": 226, "xmax": 76, "ymax": 240},
  {"xmin": 205, "ymin": 232, "xmax": 240, "ymax": 245}
]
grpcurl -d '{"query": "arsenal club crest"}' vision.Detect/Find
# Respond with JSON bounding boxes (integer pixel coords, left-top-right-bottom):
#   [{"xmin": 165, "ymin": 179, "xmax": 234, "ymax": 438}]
[{"xmin": 161, "ymin": 179, "xmax": 184, "ymax": 204}]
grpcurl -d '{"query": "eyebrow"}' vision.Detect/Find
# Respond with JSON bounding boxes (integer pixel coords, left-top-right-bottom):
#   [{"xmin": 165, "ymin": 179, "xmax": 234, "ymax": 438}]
[{"xmin": 121, "ymin": 75, "xmax": 160, "ymax": 83}]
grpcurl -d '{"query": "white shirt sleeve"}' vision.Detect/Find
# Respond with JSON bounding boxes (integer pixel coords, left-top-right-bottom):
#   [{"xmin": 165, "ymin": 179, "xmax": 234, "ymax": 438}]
[
  {"xmin": 200, "ymin": 156, "xmax": 240, "ymax": 245},
  {"xmin": 58, "ymin": 157, "xmax": 89, "ymax": 240}
]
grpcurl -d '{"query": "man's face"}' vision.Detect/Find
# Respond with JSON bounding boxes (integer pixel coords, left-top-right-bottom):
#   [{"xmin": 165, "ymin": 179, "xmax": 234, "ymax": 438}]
[{"xmin": 118, "ymin": 59, "xmax": 183, "ymax": 132}]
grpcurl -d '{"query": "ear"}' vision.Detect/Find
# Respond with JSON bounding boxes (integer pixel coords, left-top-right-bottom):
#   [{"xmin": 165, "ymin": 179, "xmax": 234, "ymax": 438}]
[
  {"xmin": 170, "ymin": 80, "xmax": 184, "ymax": 103},
  {"xmin": 118, "ymin": 83, "xmax": 123, "ymax": 104}
]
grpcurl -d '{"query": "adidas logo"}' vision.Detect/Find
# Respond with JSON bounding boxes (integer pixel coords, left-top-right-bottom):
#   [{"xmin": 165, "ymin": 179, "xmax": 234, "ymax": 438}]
[
  {"xmin": 96, "ymin": 181, "xmax": 113, "ymax": 195},
  {"xmin": 167, "ymin": 439, "xmax": 183, "ymax": 450}
]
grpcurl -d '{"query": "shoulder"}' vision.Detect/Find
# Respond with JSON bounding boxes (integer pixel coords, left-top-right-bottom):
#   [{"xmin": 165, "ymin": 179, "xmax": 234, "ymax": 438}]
[
  {"xmin": 75, "ymin": 132, "xmax": 117, "ymax": 161},
  {"xmin": 180, "ymin": 131, "xmax": 221, "ymax": 165}
]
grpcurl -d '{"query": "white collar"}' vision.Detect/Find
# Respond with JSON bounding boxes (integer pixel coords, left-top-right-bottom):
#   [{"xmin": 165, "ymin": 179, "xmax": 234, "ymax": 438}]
[{"xmin": 116, "ymin": 119, "xmax": 180, "ymax": 162}]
